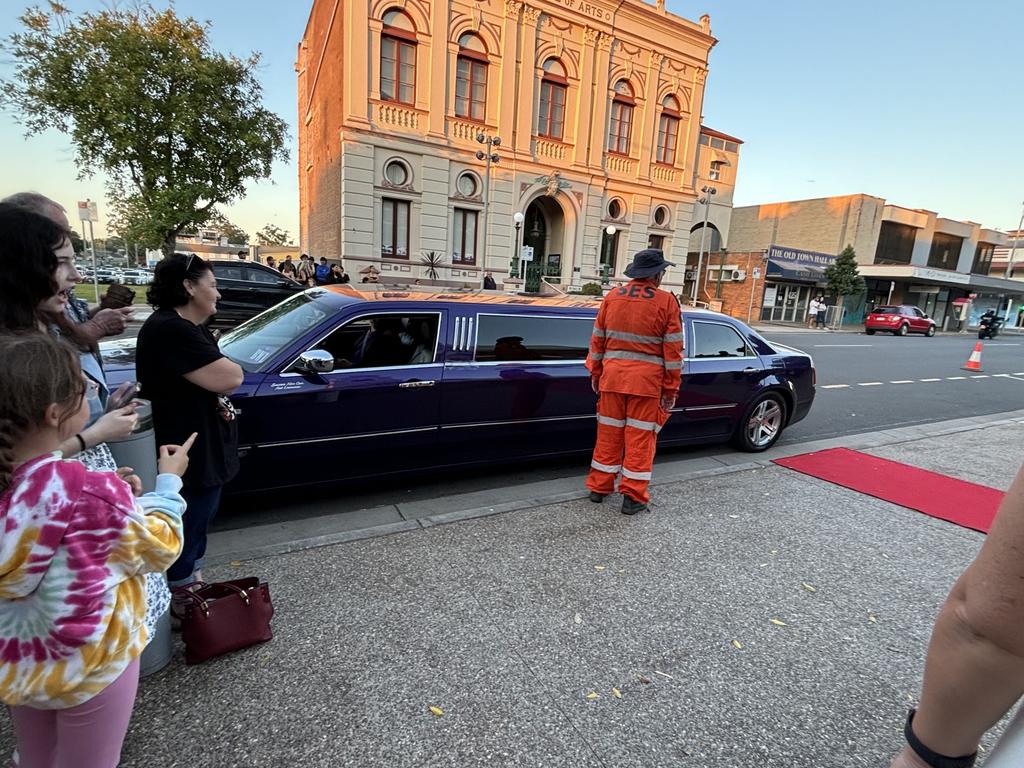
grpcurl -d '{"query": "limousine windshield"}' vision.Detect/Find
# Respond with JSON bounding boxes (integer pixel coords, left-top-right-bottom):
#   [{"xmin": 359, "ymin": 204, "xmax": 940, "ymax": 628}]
[{"xmin": 220, "ymin": 290, "xmax": 334, "ymax": 371}]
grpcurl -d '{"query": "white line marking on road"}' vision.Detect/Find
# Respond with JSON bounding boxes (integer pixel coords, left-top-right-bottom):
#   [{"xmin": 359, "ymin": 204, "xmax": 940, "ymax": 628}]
[
  {"xmin": 985, "ymin": 343, "xmax": 1021, "ymax": 346},
  {"xmin": 971, "ymin": 375, "xmax": 989, "ymax": 378},
  {"xmin": 947, "ymin": 376, "xmax": 966, "ymax": 380},
  {"xmin": 858, "ymin": 382, "xmax": 884, "ymax": 387},
  {"xmin": 821, "ymin": 384, "xmax": 849, "ymax": 389},
  {"xmin": 814, "ymin": 344, "xmax": 873, "ymax": 347},
  {"xmin": 919, "ymin": 378, "xmax": 942, "ymax": 382},
  {"xmin": 889, "ymin": 380, "xmax": 914, "ymax": 384}
]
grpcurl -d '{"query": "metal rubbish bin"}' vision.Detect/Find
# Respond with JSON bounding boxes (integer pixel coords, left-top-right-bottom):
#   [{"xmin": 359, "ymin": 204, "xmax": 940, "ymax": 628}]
[{"xmin": 107, "ymin": 400, "xmax": 173, "ymax": 677}]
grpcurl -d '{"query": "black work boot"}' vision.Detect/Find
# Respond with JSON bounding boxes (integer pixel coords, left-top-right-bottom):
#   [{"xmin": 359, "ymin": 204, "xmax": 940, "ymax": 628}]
[
  {"xmin": 621, "ymin": 497, "xmax": 648, "ymax": 515},
  {"xmin": 588, "ymin": 491, "xmax": 607, "ymax": 504}
]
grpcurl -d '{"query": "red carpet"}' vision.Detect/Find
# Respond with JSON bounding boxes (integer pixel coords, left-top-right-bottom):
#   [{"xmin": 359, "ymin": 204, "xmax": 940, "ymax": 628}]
[{"xmin": 773, "ymin": 448, "xmax": 1004, "ymax": 533}]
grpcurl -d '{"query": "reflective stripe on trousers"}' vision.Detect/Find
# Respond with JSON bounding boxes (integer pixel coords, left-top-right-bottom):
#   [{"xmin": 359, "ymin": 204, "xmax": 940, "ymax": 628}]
[{"xmin": 586, "ymin": 392, "xmax": 669, "ymax": 504}]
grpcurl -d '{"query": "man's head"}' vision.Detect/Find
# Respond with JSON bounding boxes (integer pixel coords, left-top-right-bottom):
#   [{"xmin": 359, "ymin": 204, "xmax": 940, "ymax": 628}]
[
  {"xmin": 301, "ymin": 253, "xmax": 309, "ymax": 261},
  {"xmin": 267, "ymin": 256, "xmax": 276, "ymax": 266},
  {"xmin": 320, "ymin": 257, "xmax": 327, "ymax": 265},
  {"xmin": 624, "ymin": 248, "xmax": 674, "ymax": 284},
  {"xmin": 2, "ymin": 192, "xmax": 70, "ymax": 229},
  {"xmin": 237, "ymin": 250, "xmax": 247, "ymax": 260}
]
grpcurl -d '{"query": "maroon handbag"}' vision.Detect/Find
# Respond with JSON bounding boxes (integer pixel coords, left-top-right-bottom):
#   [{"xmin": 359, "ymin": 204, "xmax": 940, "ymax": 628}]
[{"xmin": 178, "ymin": 578, "xmax": 274, "ymax": 665}]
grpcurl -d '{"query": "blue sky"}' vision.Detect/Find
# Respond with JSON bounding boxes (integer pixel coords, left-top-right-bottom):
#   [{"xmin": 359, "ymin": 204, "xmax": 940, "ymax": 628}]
[{"xmin": 1, "ymin": 0, "xmax": 1021, "ymax": 240}]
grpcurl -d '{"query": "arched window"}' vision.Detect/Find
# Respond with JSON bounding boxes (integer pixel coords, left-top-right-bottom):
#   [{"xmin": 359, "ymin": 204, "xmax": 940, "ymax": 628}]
[
  {"xmin": 455, "ymin": 33, "xmax": 488, "ymax": 121},
  {"xmin": 538, "ymin": 58, "xmax": 567, "ymax": 140},
  {"xmin": 656, "ymin": 95, "xmax": 681, "ymax": 165},
  {"xmin": 608, "ymin": 80, "xmax": 634, "ymax": 155},
  {"xmin": 381, "ymin": 10, "xmax": 416, "ymax": 105}
]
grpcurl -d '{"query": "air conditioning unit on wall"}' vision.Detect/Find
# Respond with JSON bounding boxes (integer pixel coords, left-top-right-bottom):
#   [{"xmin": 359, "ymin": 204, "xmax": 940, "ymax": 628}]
[
  {"xmin": 731, "ymin": 269, "xmax": 746, "ymax": 281},
  {"xmin": 684, "ymin": 270, "xmax": 697, "ymax": 281}
]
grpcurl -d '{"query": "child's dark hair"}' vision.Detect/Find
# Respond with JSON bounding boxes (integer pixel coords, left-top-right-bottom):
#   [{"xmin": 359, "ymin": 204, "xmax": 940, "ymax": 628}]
[
  {"xmin": 147, "ymin": 253, "xmax": 212, "ymax": 309},
  {"xmin": 0, "ymin": 203, "xmax": 68, "ymax": 331},
  {"xmin": 0, "ymin": 334, "xmax": 85, "ymax": 493}
]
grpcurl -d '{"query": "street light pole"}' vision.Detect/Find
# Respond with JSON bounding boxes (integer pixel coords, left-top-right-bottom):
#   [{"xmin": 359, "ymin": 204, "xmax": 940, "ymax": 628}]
[
  {"xmin": 511, "ymin": 211, "xmax": 524, "ymax": 279},
  {"xmin": 1006, "ymin": 200, "xmax": 1024, "ymax": 279},
  {"xmin": 602, "ymin": 225, "xmax": 617, "ymax": 285},
  {"xmin": 691, "ymin": 185, "xmax": 716, "ymax": 304},
  {"xmin": 715, "ymin": 246, "xmax": 728, "ymax": 298},
  {"xmin": 476, "ymin": 133, "xmax": 502, "ymax": 289}
]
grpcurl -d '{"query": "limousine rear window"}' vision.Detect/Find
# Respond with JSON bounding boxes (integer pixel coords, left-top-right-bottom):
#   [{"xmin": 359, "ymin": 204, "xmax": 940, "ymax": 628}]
[
  {"xmin": 474, "ymin": 314, "xmax": 594, "ymax": 362},
  {"xmin": 691, "ymin": 320, "xmax": 754, "ymax": 358},
  {"xmin": 220, "ymin": 290, "xmax": 333, "ymax": 371}
]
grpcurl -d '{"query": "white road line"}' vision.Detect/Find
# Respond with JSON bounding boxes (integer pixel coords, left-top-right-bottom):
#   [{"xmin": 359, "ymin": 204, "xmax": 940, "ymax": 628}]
[
  {"xmin": 857, "ymin": 382, "xmax": 884, "ymax": 387},
  {"xmin": 919, "ymin": 378, "xmax": 942, "ymax": 382},
  {"xmin": 947, "ymin": 376, "xmax": 966, "ymax": 380},
  {"xmin": 821, "ymin": 384, "xmax": 849, "ymax": 389},
  {"xmin": 889, "ymin": 380, "xmax": 914, "ymax": 384},
  {"xmin": 971, "ymin": 375, "xmax": 989, "ymax": 378},
  {"xmin": 814, "ymin": 344, "xmax": 873, "ymax": 347},
  {"xmin": 1016, "ymin": 372, "xmax": 1024, "ymax": 376},
  {"xmin": 985, "ymin": 343, "xmax": 1021, "ymax": 346}
]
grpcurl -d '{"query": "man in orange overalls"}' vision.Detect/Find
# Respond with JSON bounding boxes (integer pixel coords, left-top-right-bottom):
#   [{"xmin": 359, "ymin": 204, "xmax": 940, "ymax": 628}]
[{"xmin": 586, "ymin": 249, "xmax": 683, "ymax": 514}]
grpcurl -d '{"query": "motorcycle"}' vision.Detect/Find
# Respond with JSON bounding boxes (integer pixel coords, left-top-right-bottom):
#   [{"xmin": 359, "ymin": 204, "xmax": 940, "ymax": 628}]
[{"xmin": 978, "ymin": 314, "xmax": 1004, "ymax": 340}]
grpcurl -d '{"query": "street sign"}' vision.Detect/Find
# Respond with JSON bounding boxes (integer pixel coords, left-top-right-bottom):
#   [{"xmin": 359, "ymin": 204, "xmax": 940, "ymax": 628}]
[
  {"xmin": 752, "ymin": 267, "xmax": 761, "ymax": 279},
  {"xmin": 520, "ymin": 245, "xmax": 534, "ymax": 262},
  {"xmin": 77, "ymin": 200, "xmax": 98, "ymax": 222}
]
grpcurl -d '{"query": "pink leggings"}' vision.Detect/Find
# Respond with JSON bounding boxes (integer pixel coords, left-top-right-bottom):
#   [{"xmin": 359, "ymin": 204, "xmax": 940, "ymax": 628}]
[{"xmin": 8, "ymin": 657, "xmax": 140, "ymax": 768}]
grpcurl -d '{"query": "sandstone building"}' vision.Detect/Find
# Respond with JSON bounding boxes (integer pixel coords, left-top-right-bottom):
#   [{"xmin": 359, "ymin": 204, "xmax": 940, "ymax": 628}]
[{"xmin": 297, "ymin": 0, "xmax": 723, "ymax": 290}]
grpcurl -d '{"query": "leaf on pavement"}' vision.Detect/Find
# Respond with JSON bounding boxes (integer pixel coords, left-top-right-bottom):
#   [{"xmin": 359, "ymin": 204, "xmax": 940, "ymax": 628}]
[
  {"xmin": 612, "ymin": 688, "xmax": 622, "ymax": 699},
  {"xmin": 732, "ymin": 639, "xmax": 743, "ymax": 650},
  {"xmin": 230, "ymin": 560, "xmax": 242, "ymax": 567},
  {"xmin": 801, "ymin": 582, "xmax": 817, "ymax": 592},
  {"xmin": 574, "ymin": 612, "xmax": 583, "ymax": 625},
  {"xmin": 639, "ymin": 676, "xmax": 651, "ymax": 684},
  {"xmin": 654, "ymin": 670, "xmax": 674, "ymax": 680},
  {"xmin": 770, "ymin": 618, "xmax": 787, "ymax": 626},
  {"xmin": 868, "ymin": 614, "xmax": 878, "ymax": 624},
  {"xmin": 429, "ymin": 706, "xmax": 444, "ymax": 717},
  {"xmin": 594, "ymin": 565, "xmax": 606, "ymax": 571},
  {"xmin": 586, "ymin": 692, "xmax": 600, "ymax": 700}
]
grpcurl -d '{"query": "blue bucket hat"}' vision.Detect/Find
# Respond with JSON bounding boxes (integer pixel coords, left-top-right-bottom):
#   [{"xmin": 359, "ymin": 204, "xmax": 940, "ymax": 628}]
[{"xmin": 624, "ymin": 248, "xmax": 675, "ymax": 279}]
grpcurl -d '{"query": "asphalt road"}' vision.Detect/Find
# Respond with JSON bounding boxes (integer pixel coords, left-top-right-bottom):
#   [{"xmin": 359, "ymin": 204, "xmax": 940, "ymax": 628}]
[{"xmin": 206, "ymin": 328, "xmax": 1023, "ymax": 531}]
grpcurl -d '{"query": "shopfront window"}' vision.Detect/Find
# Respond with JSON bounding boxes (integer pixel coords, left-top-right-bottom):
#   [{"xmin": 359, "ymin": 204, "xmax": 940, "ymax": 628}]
[
  {"xmin": 873, "ymin": 221, "xmax": 916, "ymax": 265},
  {"xmin": 971, "ymin": 243, "xmax": 995, "ymax": 275},
  {"xmin": 927, "ymin": 233, "xmax": 964, "ymax": 271}
]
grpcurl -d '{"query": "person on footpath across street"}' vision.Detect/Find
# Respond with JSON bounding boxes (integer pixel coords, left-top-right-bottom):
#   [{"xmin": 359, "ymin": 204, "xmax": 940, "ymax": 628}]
[
  {"xmin": 0, "ymin": 333, "xmax": 192, "ymax": 768},
  {"xmin": 807, "ymin": 296, "xmax": 824, "ymax": 329},
  {"xmin": 136, "ymin": 254, "xmax": 243, "ymax": 624},
  {"xmin": 585, "ymin": 248, "xmax": 683, "ymax": 515},
  {"xmin": 888, "ymin": 460, "xmax": 1024, "ymax": 768},
  {"xmin": 815, "ymin": 295, "xmax": 827, "ymax": 328}
]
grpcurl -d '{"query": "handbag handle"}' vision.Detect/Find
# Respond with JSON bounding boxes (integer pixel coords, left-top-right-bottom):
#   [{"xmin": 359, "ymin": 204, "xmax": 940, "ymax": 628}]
[{"xmin": 175, "ymin": 581, "xmax": 252, "ymax": 616}]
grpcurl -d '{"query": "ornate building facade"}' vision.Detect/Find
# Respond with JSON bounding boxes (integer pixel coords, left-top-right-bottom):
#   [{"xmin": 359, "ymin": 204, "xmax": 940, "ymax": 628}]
[{"xmin": 297, "ymin": 0, "xmax": 718, "ymax": 289}]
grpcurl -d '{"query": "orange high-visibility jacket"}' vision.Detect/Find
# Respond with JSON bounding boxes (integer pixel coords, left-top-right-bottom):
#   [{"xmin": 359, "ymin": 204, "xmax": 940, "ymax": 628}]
[{"xmin": 586, "ymin": 280, "xmax": 684, "ymax": 398}]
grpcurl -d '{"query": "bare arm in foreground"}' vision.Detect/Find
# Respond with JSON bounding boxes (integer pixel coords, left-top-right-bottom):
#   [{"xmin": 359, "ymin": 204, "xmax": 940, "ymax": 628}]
[{"xmin": 891, "ymin": 462, "xmax": 1024, "ymax": 767}]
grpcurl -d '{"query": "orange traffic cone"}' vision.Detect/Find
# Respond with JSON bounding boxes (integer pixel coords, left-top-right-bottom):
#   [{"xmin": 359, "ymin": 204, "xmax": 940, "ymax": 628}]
[{"xmin": 962, "ymin": 342, "xmax": 984, "ymax": 372}]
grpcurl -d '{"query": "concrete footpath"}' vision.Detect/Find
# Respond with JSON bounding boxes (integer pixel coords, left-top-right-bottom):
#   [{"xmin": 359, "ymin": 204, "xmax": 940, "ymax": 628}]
[{"xmin": 4, "ymin": 414, "xmax": 1024, "ymax": 767}]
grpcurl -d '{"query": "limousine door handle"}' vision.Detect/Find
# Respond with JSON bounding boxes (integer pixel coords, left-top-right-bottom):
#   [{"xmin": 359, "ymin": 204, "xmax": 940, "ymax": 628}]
[
  {"xmin": 398, "ymin": 380, "xmax": 436, "ymax": 389},
  {"xmin": 742, "ymin": 367, "xmax": 760, "ymax": 374}
]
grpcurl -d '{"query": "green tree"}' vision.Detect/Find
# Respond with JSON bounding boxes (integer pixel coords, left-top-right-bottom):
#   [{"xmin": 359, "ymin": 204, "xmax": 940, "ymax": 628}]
[
  {"xmin": 256, "ymin": 223, "xmax": 293, "ymax": 246},
  {"xmin": 68, "ymin": 229, "xmax": 85, "ymax": 255},
  {"xmin": 2, "ymin": 3, "xmax": 288, "ymax": 254},
  {"xmin": 207, "ymin": 210, "xmax": 250, "ymax": 245},
  {"xmin": 824, "ymin": 245, "xmax": 866, "ymax": 326}
]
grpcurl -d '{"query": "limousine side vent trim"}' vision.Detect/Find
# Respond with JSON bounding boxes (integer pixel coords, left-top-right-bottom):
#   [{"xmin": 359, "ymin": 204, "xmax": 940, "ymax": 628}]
[{"xmin": 453, "ymin": 317, "xmax": 463, "ymax": 351}]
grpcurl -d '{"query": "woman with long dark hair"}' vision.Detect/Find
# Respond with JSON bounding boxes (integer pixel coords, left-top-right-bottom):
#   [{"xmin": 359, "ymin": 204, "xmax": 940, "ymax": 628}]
[{"xmin": 136, "ymin": 254, "xmax": 243, "ymax": 616}]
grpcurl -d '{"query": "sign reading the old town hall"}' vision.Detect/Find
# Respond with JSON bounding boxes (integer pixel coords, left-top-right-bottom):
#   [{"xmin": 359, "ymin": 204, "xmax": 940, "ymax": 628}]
[{"xmin": 766, "ymin": 245, "xmax": 836, "ymax": 268}]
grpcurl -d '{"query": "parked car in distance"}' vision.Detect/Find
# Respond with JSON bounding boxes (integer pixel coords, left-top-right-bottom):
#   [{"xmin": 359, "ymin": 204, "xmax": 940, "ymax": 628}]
[
  {"xmin": 207, "ymin": 259, "xmax": 304, "ymax": 329},
  {"xmin": 122, "ymin": 268, "xmax": 153, "ymax": 285},
  {"xmin": 100, "ymin": 286, "xmax": 816, "ymax": 495},
  {"xmin": 864, "ymin": 305, "xmax": 936, "ymax": 337}
]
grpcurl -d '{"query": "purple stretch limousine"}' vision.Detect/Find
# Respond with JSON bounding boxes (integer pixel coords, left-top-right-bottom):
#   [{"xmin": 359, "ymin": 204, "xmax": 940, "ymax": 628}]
[{"xmin": 101, "ymin": 286, "xmax": 816, "ymax": 494}]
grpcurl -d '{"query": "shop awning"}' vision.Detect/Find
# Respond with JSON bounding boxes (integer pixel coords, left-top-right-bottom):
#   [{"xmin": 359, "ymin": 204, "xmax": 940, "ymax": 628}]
[{"xmin": 766, "ymin": 258, "xmax": 827, "ymax": 282}]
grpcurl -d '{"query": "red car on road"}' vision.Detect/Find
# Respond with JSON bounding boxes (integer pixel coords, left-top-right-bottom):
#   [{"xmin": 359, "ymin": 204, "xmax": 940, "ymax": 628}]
[{"xmin": 865, "ymin": 305, "xmax": 936, "ymax": 337}]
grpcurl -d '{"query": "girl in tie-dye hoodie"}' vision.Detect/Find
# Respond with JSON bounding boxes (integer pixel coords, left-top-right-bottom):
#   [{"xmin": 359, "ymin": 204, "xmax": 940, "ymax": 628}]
[{"xmin": 0, "ymin": 334, "xmax": 192, "ymax": 768}]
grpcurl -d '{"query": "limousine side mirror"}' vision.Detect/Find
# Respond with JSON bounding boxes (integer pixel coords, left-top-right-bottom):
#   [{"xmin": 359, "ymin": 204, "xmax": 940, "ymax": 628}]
[{"xmin": 294, "ymin": 350, "xmax": 335, "ymax": 375}]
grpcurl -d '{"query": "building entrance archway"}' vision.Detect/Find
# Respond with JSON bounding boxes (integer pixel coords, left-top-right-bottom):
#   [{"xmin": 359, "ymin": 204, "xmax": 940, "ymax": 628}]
[{"xmin": 523, "ymin": 197, "xmax": 565, "ymax": 292}]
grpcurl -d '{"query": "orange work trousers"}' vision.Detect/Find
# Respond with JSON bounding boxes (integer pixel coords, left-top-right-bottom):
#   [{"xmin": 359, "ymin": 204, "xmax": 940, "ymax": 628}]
[{"xmin": 586, "ymin": 392, "xmax": 669, "ymax": 504}]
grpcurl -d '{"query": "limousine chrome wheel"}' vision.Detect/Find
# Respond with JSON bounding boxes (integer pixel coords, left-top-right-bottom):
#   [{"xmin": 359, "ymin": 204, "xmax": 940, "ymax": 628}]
[{"xmin": 733, "ymin": 393, "xmax": 786, "ymax": 452}]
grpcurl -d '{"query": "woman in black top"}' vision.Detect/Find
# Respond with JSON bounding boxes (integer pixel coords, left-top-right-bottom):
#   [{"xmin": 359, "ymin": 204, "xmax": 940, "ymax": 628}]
[{"xmin": 136, "ymin": 254, "xmax": 243, "ymax": 603}]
